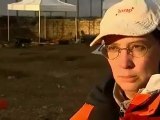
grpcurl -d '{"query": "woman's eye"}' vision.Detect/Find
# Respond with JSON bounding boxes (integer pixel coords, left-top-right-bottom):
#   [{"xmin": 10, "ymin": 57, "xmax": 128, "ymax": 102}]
[
  {"xmin": 131, "ymin": 44, "xmax": 146, "ymax": 51},
  {"xmin": 107, "ymin": 46, "xmax": 119, "ymax": 52}
]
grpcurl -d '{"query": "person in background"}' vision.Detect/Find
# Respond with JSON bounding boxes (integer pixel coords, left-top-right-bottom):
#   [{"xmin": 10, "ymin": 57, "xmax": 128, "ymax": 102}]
[{"xmin": 70, "ymin": 0, "xmax": 160, "ymax": 119}]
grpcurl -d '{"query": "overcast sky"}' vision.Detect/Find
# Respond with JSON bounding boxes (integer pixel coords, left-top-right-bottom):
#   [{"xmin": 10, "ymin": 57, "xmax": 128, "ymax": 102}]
[{"xmin": 0, "ymin": 0, "xmax": 119, "ymax": 17}]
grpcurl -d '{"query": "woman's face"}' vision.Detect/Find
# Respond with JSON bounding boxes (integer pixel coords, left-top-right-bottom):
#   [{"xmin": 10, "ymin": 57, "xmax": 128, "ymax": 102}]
[{"xmin": 106, "ymin": 34, "xmax": 160, "ymax": 95}]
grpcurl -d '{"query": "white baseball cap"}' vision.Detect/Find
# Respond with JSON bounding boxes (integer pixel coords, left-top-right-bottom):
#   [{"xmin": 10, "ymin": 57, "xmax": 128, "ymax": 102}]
[{"xmin": 90, "ymin": 0, "xmax": 160, "ymax": 46}]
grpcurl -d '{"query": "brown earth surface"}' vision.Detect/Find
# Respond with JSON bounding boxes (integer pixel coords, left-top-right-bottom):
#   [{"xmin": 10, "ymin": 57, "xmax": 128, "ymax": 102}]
[{"xmin": 0, "ymin": 44, "xmax": 110, "ymax": 120}]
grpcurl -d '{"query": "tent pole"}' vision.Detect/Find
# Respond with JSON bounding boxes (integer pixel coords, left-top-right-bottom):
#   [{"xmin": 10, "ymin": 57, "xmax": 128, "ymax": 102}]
[
  {"xmin": 39, "ymin": 10, "xmax": 41, "ymax": 43},
  {"xmin": 75, "ymin": 1, "xmax": 79, "ymax": 43},
  {"xmin": 44, "ymin": 12, "xmax": 46, "ymax": 40},
  {"xmin": 75, "ymin": 17, "xmax": 77, "ymax": 43},
  {"xmin": 7, "ymin": 10, "xmax": 10, "ymax": 42}
]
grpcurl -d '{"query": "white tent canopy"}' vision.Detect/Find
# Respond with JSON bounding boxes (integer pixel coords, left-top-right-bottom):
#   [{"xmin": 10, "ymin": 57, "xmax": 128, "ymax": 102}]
[
  {"xmin": 7, "ymin": 0, "xmax": 77, "ymax": 43},
  {"xmin": 102, "ymin": 0, "xmax": 121, "ymax": 15},
  {"xmin": 8, "ymin": 0, "xmax": 76, "ymax": 11}
]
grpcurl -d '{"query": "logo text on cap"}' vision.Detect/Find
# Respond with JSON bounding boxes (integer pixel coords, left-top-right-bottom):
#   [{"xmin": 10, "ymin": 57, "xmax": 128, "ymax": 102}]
[{"xmin": 118, "ymin": 7, "xmax": 134, "ymax": 14}]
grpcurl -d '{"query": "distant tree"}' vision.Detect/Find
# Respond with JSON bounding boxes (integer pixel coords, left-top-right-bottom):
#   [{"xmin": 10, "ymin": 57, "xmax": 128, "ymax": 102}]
[
  {"xmin": 101, "ymin": 0, "xmax": 103, "ymax": 17},
  {"xmin": 65, "ymin": 0, "xmax": 67, "ymax": 17},
  {"xmin": 90, "ymin": 0, "xmax": 92, "ymax": 17},
  {"xmin": 77, "ymin": 0, "xmax": 79, "ymax": 18},
  {"xmin": 15, "ymin": 0, "xmax": 19, "ymax": 16}
]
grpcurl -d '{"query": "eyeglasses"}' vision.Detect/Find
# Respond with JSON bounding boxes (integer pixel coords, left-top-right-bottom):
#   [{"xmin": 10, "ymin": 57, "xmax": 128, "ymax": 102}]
[{"xmin": 98, "ymin": 42, "xmax": 151, "ymax": 60}]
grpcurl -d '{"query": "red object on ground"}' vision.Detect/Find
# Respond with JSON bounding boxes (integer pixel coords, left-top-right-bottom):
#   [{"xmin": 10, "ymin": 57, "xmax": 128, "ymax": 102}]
[{"xmin": 0, "ymin": 99, "xmax": 8, "ymax": 109}]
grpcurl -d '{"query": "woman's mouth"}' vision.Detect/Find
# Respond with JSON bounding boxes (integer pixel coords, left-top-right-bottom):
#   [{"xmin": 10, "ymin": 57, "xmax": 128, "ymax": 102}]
[{"xmin": 118, "ymin": 75, "xmax": 138, "ymax": 82}]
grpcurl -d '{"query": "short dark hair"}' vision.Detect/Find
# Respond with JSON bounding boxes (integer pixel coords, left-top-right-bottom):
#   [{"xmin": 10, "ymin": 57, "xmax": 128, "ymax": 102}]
[
  {"xmin": 152, "ymin": 28, "xmax": 160, "ymax": 40},
  {"xmin": 152, "ymin": 29, "xmax": 160, "ymax": 72}
]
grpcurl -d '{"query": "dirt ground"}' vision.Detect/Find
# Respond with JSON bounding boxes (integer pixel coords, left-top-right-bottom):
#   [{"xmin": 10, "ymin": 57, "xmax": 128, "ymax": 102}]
[{"xmin": 0, "ymin": 44, "xmax": 110, "ymax": 120}]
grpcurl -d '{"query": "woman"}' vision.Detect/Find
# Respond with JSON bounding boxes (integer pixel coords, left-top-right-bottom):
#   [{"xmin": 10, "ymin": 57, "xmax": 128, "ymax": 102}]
[{"xmin": 70, "ymin": 0, "xmax": 160, "ymax": 119}]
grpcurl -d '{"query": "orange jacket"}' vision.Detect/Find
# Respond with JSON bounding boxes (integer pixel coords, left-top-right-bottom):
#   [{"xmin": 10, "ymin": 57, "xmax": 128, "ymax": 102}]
[
  {"xmin": 70, "ymin": 93, "xmax": 160, "ymax": 120},
  {"xmin": 70, "ymin": 77, "xmax": 119, "ymax": 120},
  {"xmin": 120, "ymin": 93, "xmax": 160, "ymax": 120},
  {"xmin": 70, "ymin": 103, "xmax": 94, "ymax": 120}
]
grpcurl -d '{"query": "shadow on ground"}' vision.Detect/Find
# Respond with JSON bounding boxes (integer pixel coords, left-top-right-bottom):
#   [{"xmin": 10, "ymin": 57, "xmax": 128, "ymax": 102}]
[{"xmin": 0, "ymin": 44, "xmax": 110, "ymax": 120}]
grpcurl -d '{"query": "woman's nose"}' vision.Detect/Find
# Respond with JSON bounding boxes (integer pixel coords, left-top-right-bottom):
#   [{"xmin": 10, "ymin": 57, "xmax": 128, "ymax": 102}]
[{"xmin": 118, "ymin": 50, "xmax": 135, "ymax": 69}]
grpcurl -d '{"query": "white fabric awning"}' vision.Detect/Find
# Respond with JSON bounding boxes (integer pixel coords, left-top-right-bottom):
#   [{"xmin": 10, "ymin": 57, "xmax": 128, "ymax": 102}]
[
  {"xmin": 8, "ymin": 0, "xmax": 76, "ymax": 12},
  {"xmin": 41, "ymin": 0, "xmax": 76, "ymax": 11},
  {"xmin": 7, "ymin": 0, "xmax": 77, "ymax": 43},
  {"xmin": 8, "ymin": 0, "xmax": 40, "ymax": 11}
]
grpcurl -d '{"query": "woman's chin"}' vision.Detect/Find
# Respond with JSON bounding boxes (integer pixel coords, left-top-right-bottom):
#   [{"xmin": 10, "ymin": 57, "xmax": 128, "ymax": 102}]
[{"xmin": 120, "ymin": 83, "xmax": 140, "ymax": 93}]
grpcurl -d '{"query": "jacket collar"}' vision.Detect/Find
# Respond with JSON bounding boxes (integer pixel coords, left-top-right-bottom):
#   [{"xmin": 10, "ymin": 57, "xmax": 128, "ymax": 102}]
[{"xmin": 113, "ymin": 74, "xmax": 160, "ymax": 109}]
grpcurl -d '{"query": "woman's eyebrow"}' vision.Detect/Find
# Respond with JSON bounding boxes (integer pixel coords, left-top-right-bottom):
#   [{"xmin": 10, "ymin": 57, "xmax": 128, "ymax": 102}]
[
  {"xmin": 106, "ymin": 38, "xmax": 150, "ymax": 46},
  {"xmin": 107, "ymin": 43, "xmax": 120, "ymax": 46},
  {"xmin": 128, "ymin": 40, "xmax": 149, "ymax": 45}
]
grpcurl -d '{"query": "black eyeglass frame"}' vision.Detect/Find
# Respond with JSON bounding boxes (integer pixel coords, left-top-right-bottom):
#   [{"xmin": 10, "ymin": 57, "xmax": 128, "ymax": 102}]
[{"xmin": 98, "ymin": 43, "xmax": 151, "ymax": 60}]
